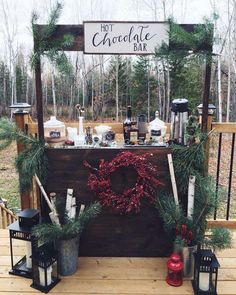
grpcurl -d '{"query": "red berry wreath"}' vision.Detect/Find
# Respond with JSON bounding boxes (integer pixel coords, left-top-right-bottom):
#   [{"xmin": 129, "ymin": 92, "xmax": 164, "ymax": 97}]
[{"xmin": 84, "ymin": 151, "xmax": 163, "ymax": 214}]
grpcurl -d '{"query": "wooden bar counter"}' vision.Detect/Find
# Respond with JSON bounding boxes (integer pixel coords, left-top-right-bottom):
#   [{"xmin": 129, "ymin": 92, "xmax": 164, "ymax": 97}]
[{"xmin": 44, "ymin": 146, "xmax": 174, "ymax": 257}]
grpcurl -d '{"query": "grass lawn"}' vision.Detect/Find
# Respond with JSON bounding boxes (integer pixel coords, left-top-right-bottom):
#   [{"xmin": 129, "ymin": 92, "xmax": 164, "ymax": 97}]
[{"xmin": 0, "ymin": 141, "xmax": 20, "ymax": 211}]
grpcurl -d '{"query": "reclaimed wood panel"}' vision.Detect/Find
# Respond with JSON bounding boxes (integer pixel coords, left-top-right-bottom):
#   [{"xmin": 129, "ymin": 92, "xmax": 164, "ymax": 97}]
[{"xmin": 44, "ymin": 147, "xmax": 173, "ymax": 257}]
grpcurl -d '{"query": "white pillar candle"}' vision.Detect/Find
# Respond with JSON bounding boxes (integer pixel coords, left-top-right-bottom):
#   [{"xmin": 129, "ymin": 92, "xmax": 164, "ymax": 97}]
[
  {"xmin": 39, "ymin": 266, "xmax": 52, "ymax": 287},
  {"xmin": 26, "ymin": 241, "xmax": 32, "ymax": 269},
  {"xmin": 199, "ymin": 272, "xmax": 210, "ymax": 291}
]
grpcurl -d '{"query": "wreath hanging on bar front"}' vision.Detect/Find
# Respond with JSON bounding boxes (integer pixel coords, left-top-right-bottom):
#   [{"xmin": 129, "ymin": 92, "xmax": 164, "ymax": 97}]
[{"xmin": 84, "ymin": 151, "xmax": 163, "ymax": 214}]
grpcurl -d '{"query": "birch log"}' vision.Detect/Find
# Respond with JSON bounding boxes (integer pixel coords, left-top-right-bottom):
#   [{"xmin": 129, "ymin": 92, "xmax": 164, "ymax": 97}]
[
  {"xmin": 187, "ymin": 175, "xmax": 196, "ymax": 219},
  {"xmin": 79, "ymin": 204, "xmax": 85, "ymax": 216},
  {"xmin": 49, "ymin": 192, "xmax": 56, "ymax": 208},
  {"xmin": 34, "ymin": 175, "xmax": 54, "ymax": 212},
  {"xmin": 66, "ymin": 188, "xmax": 76, "ymax": 219},
  {"xmin": 49, "ymin": 212, "xmax": 61, "ymax": 226},
  {"xmin": 65, "ymin": 188, "xmax": 73, "ymax": 213},
  {"xmin": 34, "ymin": 175, "xmax": 60, "ymax": 226},
  {"xmin": 167, "ymin": 154, "xmax": 179, "ymax": 206},
  {"xmin": 70, "ymin": 197, "xmax": 76, "ymax": 219}
]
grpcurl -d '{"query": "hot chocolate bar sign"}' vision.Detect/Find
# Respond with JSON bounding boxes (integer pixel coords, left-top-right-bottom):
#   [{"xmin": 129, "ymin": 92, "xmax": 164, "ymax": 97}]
[{"xmin": 84, "ymin": 21, "xmax": 169, "ymax": 54}]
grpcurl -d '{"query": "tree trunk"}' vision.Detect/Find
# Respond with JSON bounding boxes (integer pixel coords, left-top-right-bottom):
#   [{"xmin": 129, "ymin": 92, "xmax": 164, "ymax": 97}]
[
  {"xmin": 69, "ymin": 84, "xmax": 74, "ymax": 120},
  {"xmin": 51, "ymin": 65, "xmax": 57, "ymax": 117},
  {"xmin": 91, "ymin": 55, "xmax": 95, "ymax": 120},
  {"xmin": 226, "ymin": 62, "xmax": 231, "ymax": 122},
  {"xmin": 217, "ymin": 55, "xmax": 222, "ymax": 122},
  {"xmin": 147, "ymin": 58, "xmax": 150, "ymax": 122},
  {"xmin": 226, "ymin": 0, "xmax": 232, "ymax": 122},
  {"xmin": 156, "ymin": 60, "xmax": 162, "ymax": 118},
  {"xmin": 116, "ymin": 56, "xmax": 119, "ymax": 122},
  {"xmin": 166, "ymin": 60, "xmax": 170, "ymax": 122}
]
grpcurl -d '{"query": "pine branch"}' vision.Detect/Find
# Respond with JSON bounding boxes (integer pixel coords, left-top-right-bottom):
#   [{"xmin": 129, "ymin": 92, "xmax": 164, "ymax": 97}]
[
  {"xmin": 203, "ymin": 228, "xmax": 233, "ymax": 251},
  {"xmin": 155, "ymin": 194, "xmax": 186, "ymax": 234},
  {"xmin": 0, "ymin": 118, "xmax": 48, "ymax": 192},
  {"xmin": 30, "ymin": 0, "xmax": 74, "ymax": 74},
  {"xmin": 33, "ymin": 202, "xmax": 102, "ymax": 242}
]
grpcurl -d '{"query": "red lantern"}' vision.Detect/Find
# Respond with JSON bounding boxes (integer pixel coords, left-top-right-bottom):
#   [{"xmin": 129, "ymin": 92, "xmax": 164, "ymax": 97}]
[{"xmin": 166, "ymin": 253, "xmax": 184, "ymax": 287}]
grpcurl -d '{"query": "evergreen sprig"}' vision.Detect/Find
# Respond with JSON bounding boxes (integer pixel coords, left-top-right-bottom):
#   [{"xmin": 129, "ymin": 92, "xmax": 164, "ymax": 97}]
[
  {"xmin": 33, "ymin": 202, "xmax": 102, "ymax": 242},
  {"xmin": 156, "ymin": 18, "xmax": 213, "ymax": 57},
  {"xmin": 172, "ymin": 133, "xmax": 208, "ymax": 193},
  {"xmin": 156, "ymin": 193, "xmax": 186, "ymax": 235},
  {"xmin": 0, "ymin": 118, "xmax": 18, "ymax": 150},
  {"xmin": 156, "ymin": 133, "xmax": 232, "ymax": 250},
  {"xmin": 31, "ymin": 1, "xmax": 74, "ymax": 74},
  {"xmin": 203, "ymin": 228, "xmax": 232, "ymax": 251},
  {"xmin": 0, "ymin": 118, "xmax": 48, "ymax": 192}
]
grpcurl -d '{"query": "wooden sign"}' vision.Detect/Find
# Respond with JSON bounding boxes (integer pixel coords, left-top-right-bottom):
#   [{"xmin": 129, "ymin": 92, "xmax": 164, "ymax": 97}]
[{"xmin": 84, "ymin": 21, "xmax": 169, "ymax": 55}]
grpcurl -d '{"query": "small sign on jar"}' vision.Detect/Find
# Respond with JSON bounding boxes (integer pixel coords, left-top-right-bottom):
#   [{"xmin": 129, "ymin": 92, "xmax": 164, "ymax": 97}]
[{"xmin": 49, "ymin": 131, "xmax": 61, "ymax": 138}]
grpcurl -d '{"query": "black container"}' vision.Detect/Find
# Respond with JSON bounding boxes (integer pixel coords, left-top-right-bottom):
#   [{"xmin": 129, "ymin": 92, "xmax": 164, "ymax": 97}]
[
  {"xmin": 18, "ymin": 209, "xmax": 40, "ymax": 228},
  {"xmin": 137, "ymin": 114, "xmax": 148, "ymax": 141}
]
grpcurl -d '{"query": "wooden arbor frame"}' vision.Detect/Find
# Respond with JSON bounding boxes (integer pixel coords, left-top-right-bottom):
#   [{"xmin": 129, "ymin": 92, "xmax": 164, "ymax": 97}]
[{"xmin": 33, "ymin": 23, "xmax": 213, "ymax": 138}]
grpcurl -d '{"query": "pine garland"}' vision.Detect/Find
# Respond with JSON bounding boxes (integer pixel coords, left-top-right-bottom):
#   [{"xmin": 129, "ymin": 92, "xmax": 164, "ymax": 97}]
[
  {"xmin": 30, "ymin": 1, "xmax": 74, "ymax": 74},
  {"xmin": 33, "ymin": 202, "xmax": 102, "ymax": 242},
  {"xmin": 0, "ymin": 118, "xmax": 48, "ymax": 192},
  {"xmin": 156, "ymin": 131, "xmax": 232, "ymax": 250},
  {"xmin": 172, "ymin": 133, "xmax": 208, "ymax": 194},
  {"xmin": 156, "ymin": 18, "xmax": 213, "ymax": 57}
]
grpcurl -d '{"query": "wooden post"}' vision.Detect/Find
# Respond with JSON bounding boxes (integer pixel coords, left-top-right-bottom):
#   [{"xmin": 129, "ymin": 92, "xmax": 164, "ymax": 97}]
[
  {"xmin": 14, "ymin": 112, "xmax": 31, "ymax": 209},
  {"xmin": 34, "ymin": 35, "xmax": 44, "ymax": 141},
  {"xmin": 14, "ymin": 113, "xmax": 30, "ymax": 154},
  {"xmin": 202, "ymin": 53, "xmax": 212, "ymax": 133},
  {"xmin": 202, "ymin": 52, "xmax": 213, "ymax": 175}
]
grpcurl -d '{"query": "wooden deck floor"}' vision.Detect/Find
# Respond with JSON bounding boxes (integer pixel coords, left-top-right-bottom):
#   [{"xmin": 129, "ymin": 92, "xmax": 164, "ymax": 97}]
[{"xmin": 1, "ymin": 230, "xmax": 236, "ymax": 295}]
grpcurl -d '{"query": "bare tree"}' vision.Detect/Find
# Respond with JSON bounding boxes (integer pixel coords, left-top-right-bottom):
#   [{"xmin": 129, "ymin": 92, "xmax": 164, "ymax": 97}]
[
  {"xmin": 116, "ymin": 55, "xmax": 119, "ymax": 122},
  {"xmin": 1, "ymin": 0, "xmax": 18, "ymax": 107},
  {"xmin": 51, "ymin": 64, "xmax": 57, "ymax": 116}
]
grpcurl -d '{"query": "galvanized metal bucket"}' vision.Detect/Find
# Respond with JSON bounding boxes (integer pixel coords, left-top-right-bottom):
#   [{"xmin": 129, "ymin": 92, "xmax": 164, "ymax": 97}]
[
  {"xmin": 57, "ymin": 236, "xmax": 79, "ymax": 276},
  {"xmin": 181, "ymin": 245, "xmax": 198, "ymax": 279}
]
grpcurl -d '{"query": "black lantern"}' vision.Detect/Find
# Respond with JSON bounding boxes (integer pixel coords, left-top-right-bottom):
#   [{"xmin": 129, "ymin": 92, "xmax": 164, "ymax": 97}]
[
  {"xmin": 9, "ymin": 102, "xmax": 32, "ymax": 114},
  {"xmin": 197, "ymin": 104, "xmax": 216, "ymax": 116},
  {"xmin": 192, "ymin": 249, "xmax": 220, "ymax": 295},
  {"xmin": 8, "ymin": 209, "xmax": 40, "ymax": 278},
  {"xmin": 31, "ymin": 242, "xmax": 60, "ymax": 293}
]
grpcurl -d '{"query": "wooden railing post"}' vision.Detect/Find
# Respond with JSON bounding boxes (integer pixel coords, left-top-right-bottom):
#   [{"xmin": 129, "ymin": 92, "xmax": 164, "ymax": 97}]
[
  {"xmin": 199, "ymin": 107, "xmax": 216, "ymax": 175},
  {"xmin": 204, "ymin": 113, "xmax": 215, "ymax": 175},
  {"xmin": 14, "ymin": 112, "xmax": 31, "ymax": 210}
]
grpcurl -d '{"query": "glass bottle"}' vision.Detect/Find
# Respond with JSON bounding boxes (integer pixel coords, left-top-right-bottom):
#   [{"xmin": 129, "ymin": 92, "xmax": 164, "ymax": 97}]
[
  {"xmin": 137, "ymin": 114, "xmax": 148, "ymax": 144},
  {"xmin": 149, "ymin": 111, "xmax": 166, "ymax": 144},
  {"xmin": 123, "ymin": 106, "xmax": 132, "ymax": 144}
]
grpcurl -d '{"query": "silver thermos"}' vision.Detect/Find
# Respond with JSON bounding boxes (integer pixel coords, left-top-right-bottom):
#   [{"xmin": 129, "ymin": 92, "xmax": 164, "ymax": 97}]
[{"xmin": 171, "ymin": 98, "xmax": 188, "ymax": 145}]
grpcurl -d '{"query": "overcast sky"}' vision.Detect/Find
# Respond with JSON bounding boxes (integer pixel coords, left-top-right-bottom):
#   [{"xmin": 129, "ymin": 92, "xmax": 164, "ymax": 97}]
[{"xmin": 0, "ymin": 0, "xmax": 232, "ymax": 57}]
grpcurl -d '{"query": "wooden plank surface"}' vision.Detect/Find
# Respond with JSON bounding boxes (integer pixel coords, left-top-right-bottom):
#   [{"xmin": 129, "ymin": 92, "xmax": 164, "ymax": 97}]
[
  {"xmin": 44, "ymin": 147, "xmax": 174, "ymax": 257},
  {"xmin": 1, "ymin": 230, "xmax": 236, "ymax": 295}
]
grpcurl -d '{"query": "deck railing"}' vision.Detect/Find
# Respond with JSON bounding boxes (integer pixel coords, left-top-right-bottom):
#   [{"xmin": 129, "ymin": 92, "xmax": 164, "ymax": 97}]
[
  {"xmin": 17, "ymin": 116, "xmax": 236, "ymax": 225},
  {"xmin": 0, "ymin": 204, "xmax": 17, "ymax": 229},
  {"xmin": 211, "ymin": 123, "xmax": 236, "ymax": 221}
]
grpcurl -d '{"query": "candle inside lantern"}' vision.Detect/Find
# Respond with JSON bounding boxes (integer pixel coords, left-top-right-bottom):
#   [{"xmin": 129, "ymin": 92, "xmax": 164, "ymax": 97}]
[
  {"xmin": 38, "ymin": 266, "xmax": 52, "ymax": 287},
  {"xmin": 26, "ymin": 241, "xmax": 32, "ymax": 268},
  {"xmin": 199, "ymin": 272, "xmax": 210, "ymax": 291}
]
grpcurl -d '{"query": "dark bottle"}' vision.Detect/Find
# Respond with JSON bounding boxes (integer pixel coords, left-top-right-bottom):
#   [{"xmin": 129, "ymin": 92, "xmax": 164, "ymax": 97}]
[
  {"xmin": 137, "ymin": 114, "xmax": 148, "ymax": 143},
  {"xmin": 123, "ymin": 106, "xmax": 132, "ymax": 144},
  {"xmin": 85, "ymin": 126, "xmax": 93, "ymax": 145}
]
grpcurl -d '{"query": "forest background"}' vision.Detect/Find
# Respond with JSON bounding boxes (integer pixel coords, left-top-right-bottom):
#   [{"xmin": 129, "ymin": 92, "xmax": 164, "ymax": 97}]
[{"xmin": 0, "ymin": 0, "xmax": 235, "ymax": 123}]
